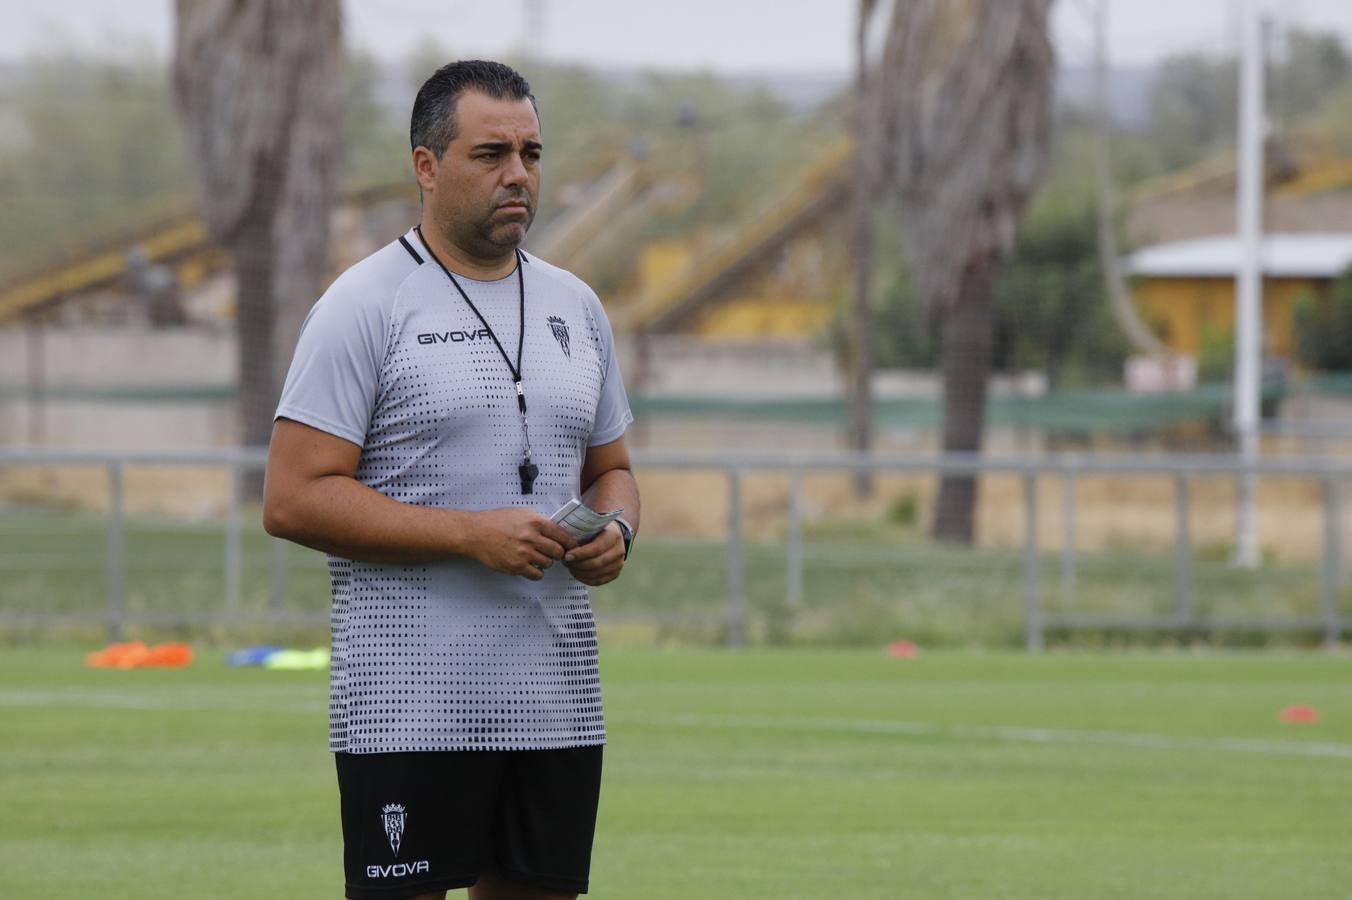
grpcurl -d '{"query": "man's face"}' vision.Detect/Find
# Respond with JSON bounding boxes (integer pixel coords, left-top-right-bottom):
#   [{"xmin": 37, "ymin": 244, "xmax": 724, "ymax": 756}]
[{"xmin": 420, "ymin": 90, "xmax": 541, "ymax": 262}]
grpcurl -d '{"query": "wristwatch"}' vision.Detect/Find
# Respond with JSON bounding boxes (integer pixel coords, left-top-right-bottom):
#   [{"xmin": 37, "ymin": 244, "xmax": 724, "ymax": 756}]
[{"xmin": 614, "ymin": 516, "xmax": 636, "ymax": 559}]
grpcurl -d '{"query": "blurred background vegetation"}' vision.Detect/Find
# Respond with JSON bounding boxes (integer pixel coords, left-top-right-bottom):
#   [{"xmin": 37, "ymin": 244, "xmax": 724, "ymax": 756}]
[{"xmin": 5, "ymin": 26, "xmax": 1351, "ymax": 371}]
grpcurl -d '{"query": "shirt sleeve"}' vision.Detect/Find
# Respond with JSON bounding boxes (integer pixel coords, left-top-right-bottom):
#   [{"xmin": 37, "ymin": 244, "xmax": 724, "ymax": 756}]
[
  {"xmin": 585, "ymin": 290, "xmax": 634, "ymax": 447},
  {"xmin": 274, "ymin": 280, "xmax": 389, "ymax": 447}
]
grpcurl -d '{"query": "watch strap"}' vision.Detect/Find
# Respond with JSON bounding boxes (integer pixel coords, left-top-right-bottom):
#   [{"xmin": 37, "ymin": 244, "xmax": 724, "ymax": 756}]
[{"xmin": 614, "ymin": 516, "xmax": 635, "ymax": 559}]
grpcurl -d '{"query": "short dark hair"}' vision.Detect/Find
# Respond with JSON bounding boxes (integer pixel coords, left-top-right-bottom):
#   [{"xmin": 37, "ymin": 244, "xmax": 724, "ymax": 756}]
[{"xmin": 410, "ymin": 60, "xmax": 537, "ymax": 158}]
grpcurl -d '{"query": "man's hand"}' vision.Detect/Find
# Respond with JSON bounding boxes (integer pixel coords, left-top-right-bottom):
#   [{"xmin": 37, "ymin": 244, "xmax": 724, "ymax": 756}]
[
  {"xmin": 470, "ymin": 509, "xmax": 578, "ymax": 580},
  {"xmin": 563, "ymin": 522, "xmax": 626, "ymax": 586}
]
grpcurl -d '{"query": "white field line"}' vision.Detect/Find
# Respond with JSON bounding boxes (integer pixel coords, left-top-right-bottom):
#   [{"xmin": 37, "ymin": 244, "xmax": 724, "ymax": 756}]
[
  {"xmin": 1, "ymin": 689, "xmax": 1349, "ymax": 761},
  {"xmin": 609, "ymin": 712, "xmax": 1352, "ymax": 761},
  {"xmin": 0, "ymin": 688, "xmax": 319, "ymax": 714}
]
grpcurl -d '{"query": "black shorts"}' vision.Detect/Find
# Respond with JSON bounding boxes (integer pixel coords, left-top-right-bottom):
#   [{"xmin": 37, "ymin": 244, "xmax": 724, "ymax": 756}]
[{"xmin": 335, "ymin": 746, "xmax": 603, "ymax": 899}]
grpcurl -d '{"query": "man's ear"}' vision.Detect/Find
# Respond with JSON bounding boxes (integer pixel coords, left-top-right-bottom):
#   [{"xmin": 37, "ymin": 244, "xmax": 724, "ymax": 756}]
[{"xmin": 412, "ymin": 146, "xmax": 438, "ymax": 194}]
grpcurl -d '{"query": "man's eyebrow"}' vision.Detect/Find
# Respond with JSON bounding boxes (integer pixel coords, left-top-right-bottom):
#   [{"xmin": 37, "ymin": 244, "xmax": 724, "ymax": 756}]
[{"xmin": 470, "ymin": 140, "xmax": 544, "ymax": 152}]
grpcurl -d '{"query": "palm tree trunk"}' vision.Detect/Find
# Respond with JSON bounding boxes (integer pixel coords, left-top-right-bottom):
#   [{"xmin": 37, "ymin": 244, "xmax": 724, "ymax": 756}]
[
  {"xmin": 848, "ymin": 0, "xmax": 880, "ymax": 498},
  {"xmin": 235, "ymin": 216, "xmax": 278, "ymax": 453},
  {"xmin": 173, "ymin": 0, "xmax": 342, "ymax": 493},
  {"xmin": 1091, "ymin": 0, "xmax": 1167, "ymax": 357},
  {"xmin": 235, "ymin": 199, "xmax": 279, "ymax": 498},
  {"xmin": 847, "ymin": 127, "xmax": 876, "ymax": 497},
  {"xmin": 932, "ymin": 261, "xmax": 995, "ymax": 543}
]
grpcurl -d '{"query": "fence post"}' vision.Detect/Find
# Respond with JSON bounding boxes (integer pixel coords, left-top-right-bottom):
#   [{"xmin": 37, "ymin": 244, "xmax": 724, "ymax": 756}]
[
  {"xmin": 1024, "ymin": 471, "xmax": 1043, "ymax": 652},
  {"xmin": 1175, "ymin": 473, "xmax": 1194, "ymax": 626},
  {"xmin": 270, "ymin": 538, "xmax": 289, "ymax": 613},
  {"xmin": 225, "ymin": 463, "xmax": 242, "ymax": 618},
  {"xmin": 1060, "ymin": 467, "xmax": 1077, "ymax": 599},
  {"xmin": 1322, "ymin": 475, "xmax": 1345, "ymax": 650},
  {"xmin": 1338, "ymin": 475, "xmax": 1348, "ymax": 591},
  {"xmin": 786, "ymin": 466, "xmax": 804, "ymax": 609},
  {"xmin": 727, "ymin": 466, "xmax": 746, "ymax": 646},
  {"xmin": 105, "ymin": 461, "xmax": 125, "ymax": 643}
]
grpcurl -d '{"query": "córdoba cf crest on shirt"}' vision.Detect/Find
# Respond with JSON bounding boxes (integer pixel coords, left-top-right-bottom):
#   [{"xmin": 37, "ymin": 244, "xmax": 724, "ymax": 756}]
[{"xmin": 547, "ymin": 315, "xmax": 570, "ymax": 359}]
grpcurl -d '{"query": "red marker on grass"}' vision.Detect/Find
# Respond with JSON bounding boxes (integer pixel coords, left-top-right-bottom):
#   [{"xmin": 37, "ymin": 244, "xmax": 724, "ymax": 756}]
[
  {"xmin": 1279, "ymin": 705, "xmax": 1321, "ymax": 724},
  {"xmin": 887, "ymin": 640, "xmax": 919, "ymax": 659}
]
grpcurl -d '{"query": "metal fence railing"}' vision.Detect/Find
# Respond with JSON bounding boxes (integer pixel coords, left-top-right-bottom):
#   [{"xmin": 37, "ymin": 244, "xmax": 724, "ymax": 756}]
[{"xmin": 1, "ymin": 447, "xmax": 1349, "ymax": 649}]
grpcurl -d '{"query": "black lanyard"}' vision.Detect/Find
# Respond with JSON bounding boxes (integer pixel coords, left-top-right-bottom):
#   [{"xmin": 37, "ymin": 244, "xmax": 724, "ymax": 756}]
[{"xmin": 415, "ymin": 226, "xmax": 538, "ymax": 494}]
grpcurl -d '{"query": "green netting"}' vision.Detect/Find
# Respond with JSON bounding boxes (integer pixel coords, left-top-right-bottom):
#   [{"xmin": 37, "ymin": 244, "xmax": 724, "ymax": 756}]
[
  {"xmin": 0, "ymin": 385, "xmax": 235, "ymax": 403},
  {"xmin": 1302, "ymin": 372, "xmax": 1352, "ymax": 396},
  {"xmin": 1, "ymin": 380, "xmax": 1283, "ymax": 436},
  {"xmin": 633, "ymin": 381, "xmax": 1281, "ymax": 435}
]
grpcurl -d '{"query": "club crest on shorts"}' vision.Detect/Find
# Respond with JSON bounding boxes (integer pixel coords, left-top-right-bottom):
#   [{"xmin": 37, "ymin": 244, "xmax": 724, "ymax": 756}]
[
  {"xmin": 547, "ymin": 315, "xmax": 570, "ymax": 359},
  {"xmin": 381, "ymin": 803, "xmax": 406, "ymax": 856}
]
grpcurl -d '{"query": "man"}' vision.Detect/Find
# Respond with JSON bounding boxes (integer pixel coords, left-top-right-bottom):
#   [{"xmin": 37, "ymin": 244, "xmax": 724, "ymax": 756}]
[{"xmin": 263, "ymin": 60, "xmax": 638, "ymax": 900}]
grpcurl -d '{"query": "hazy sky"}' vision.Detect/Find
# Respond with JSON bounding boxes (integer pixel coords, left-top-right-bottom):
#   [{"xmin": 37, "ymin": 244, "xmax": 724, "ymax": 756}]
[{"xmin": 5, "ymin": 0, "xmax": 1352, "ymax": 73}]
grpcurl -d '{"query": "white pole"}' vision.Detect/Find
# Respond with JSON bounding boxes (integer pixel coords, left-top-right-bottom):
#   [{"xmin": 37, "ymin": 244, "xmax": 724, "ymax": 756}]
[{"xmin": 1233, "ymin": 1, "xmax": 1265, "ymax": 569}]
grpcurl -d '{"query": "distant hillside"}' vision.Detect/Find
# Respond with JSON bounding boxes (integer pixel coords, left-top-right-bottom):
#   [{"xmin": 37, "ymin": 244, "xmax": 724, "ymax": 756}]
[{"xmin": 368, "ymin": 63, "xmax": 1155, "ymax": 126}]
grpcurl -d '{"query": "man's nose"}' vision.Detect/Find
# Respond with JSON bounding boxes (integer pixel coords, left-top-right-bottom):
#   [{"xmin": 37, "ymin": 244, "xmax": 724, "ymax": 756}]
[{"xmin": 501, "ymin": 152, "xmax": 529, "ymax": 187}]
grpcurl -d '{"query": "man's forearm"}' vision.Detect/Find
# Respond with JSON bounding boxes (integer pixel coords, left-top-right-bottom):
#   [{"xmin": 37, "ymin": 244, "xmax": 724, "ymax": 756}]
[
  {"xmin": 265, "ymin": 474, "xmax": 478, "ymax": 564},
  {"xmin": 581, "ymin": 468, "xmax": 640, "ymax": 532}
]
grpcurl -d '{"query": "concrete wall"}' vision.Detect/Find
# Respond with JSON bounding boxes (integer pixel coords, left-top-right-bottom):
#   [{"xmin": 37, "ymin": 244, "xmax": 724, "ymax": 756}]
[
  {"xmin": 0, "ymin": 325, "xmax": 234, "ymax": 386},
  {"xmin": 628, "ymin": 336, "xmax": 1046, "ymax": 400},
  {"xmin": 0, "ymin": 326, "xmax": 238, "ymax": 448},
  {"xmin": 1, "ymin": 328, "xmax": 1047, "ymax": 450}
]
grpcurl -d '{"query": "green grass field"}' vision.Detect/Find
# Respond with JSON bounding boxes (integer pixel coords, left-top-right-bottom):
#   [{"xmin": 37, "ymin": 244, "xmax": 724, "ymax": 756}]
[{"xmin": 3, "ymin": 647, "xmax": 1352, "ymax": 898}]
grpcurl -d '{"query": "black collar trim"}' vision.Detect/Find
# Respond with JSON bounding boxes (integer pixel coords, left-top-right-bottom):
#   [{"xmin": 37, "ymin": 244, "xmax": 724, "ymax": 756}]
[{"xmin": 398, "ymin": 234, "xmax": 424, "ymax": 265}]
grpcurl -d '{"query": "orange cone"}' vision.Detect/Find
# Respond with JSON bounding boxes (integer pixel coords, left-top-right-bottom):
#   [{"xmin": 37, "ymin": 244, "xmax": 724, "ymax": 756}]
[
  {"xmin": 86, "ymin": 641, "xmax": 150, "ymax": 668},
  {"xmin": 85, "ymin": 641, "xmax": 193, "ymax": 668},
  {"xmin": 143, "ymin": 642, "xmax": 194, "ymax": 668}
]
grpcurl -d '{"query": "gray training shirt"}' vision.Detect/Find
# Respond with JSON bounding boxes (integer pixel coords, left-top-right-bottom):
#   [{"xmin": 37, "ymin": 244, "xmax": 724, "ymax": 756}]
[{"xmin": 276, "ymin": 227, "xmax": 633, "ymax": 753}]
